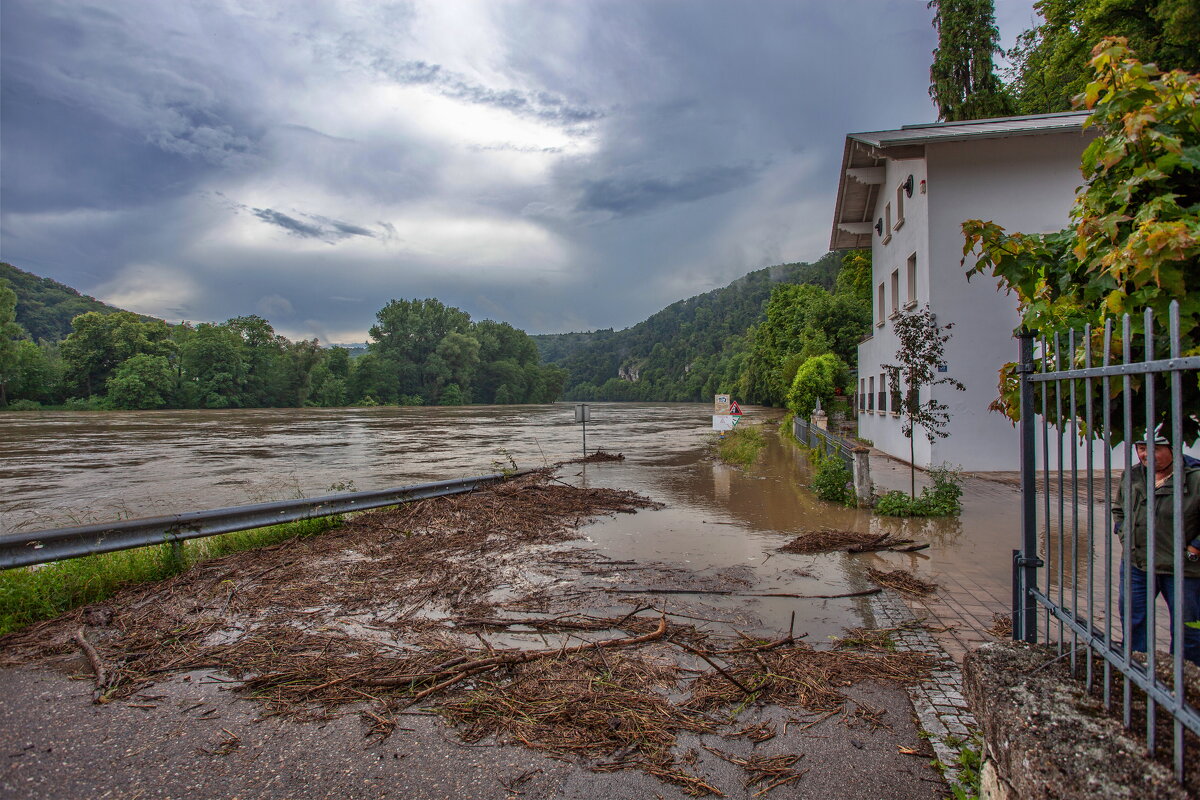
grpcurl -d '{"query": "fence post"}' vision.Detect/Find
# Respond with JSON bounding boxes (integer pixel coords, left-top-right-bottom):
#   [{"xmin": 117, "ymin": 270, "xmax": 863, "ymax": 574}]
[
  {"xmin": 1015, "ymin": 331, "xmax": 1040, "ymax": 642},
  {"xmin": 851, "ymin": 446, "xmax": 873, "ymax": 506}
]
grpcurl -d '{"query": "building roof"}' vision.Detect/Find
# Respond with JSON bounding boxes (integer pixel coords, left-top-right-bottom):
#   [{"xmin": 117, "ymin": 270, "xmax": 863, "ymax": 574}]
[{"xmin": 830, "ymin": 111, "xmax": 1092, "ymax": 251}]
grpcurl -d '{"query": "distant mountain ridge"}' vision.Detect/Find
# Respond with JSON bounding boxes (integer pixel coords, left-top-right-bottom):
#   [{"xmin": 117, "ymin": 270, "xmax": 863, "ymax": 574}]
[
  {"xmin": 533, "ymin": 251, "xmax": 843, "ymax": 401},
  {"xmin": 0, "ymin": 262, "xmax": 145, "ymax": 342}
]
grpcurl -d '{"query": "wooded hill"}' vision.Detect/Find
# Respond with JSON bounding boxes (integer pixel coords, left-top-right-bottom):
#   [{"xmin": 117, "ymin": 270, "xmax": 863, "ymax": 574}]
[
  {"xmin": 0, "ymin": 262, "xmax": 141, "ymax": 342},
  {"xmin": 533, "ymin": 250, "xmax": 871, "ymax": 405}
]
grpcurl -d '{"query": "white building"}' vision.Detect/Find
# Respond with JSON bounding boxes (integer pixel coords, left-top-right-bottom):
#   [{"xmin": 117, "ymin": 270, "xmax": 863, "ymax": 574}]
[{"xmin": 830, "ymin": 111, "xmax": 1094, "ymax": 471}]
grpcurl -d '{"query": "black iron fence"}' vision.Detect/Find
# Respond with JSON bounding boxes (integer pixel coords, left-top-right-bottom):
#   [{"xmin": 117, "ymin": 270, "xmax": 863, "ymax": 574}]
[
  {"xmin": 1013, "ymin": 300, "xmax": 1200, "ymax": 783},
  {"xmin": 793, "ymin": 416, "xmax": 856, "ymax": 472},
  {"xmin": 0, "ymin": 472, "xmax": 525, "ymax": 570}
]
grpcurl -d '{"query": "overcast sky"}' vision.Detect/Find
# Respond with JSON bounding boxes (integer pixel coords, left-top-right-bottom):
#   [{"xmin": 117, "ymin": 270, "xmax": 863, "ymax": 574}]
[{"xmin": 0, "ymin": 0, "xmax": 1038, "ymax": 343}]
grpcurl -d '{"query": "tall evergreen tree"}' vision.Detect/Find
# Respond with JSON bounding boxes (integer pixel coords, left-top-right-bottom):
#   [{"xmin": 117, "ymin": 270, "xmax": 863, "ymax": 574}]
[{"xmin": 928, "ymin": 0, "xmax": 1013, "ymax": 121}]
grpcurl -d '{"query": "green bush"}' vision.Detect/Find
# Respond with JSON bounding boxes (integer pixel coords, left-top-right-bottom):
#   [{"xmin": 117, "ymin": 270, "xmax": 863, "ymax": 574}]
[
  {"xmin": 63, "ymin": 396, "xmax": 111, "ymax": 411},
  {"xmin": 874, "ymin": 465, "xmax": 963, "ymax": 517},
  {"xmin": 4, "ymin": 399, "xmax": 41, "ymax": 411},
  {"xmin": 809, "ymin": 449, "xmax": 855, "ymax": 506}
]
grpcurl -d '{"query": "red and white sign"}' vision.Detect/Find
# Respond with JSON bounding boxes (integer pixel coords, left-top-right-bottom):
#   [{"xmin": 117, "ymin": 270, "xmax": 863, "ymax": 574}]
[{"xmin": 728, "ymin": 401, "xmax": 742, "ymax": 416}]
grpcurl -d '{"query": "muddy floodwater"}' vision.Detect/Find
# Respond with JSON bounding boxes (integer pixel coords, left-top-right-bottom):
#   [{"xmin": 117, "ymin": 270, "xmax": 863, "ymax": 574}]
[{"xmin": 1, "ymin": 402, "xmax": 1031, "ymax": 642}]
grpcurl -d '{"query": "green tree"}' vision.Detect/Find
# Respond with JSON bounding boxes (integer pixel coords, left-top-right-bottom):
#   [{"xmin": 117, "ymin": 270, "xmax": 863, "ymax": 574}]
[
  {"xmin": 964, "ymin": 39, "xmax": 1199, "ymax": 442},
  {"xmin": 179, "ymin": 323, "xmax": 246, "ymax": 408},
  {"xmin": 880, "ymin": 306, "xmax": 965, "ymax": 497},
  {"xmin": 928, "ymin": 0, "xmax": 1013, "ymax": 121},
  {"xmin": 786, "ymin": 353, "xmax": 850, "ymax": 420},
  {"xmin": 1006, "ymin": 0, "xmax": 1200, "ymax": 115},
  {"xmin": 106, "ymin": 354, "xmax": 176, "ymax": 410},
  {"xmin": 59, "ymin": 311, "xmax": 174, "ymax": 397},
  {"xmin": 0, "ymin": 281, "xmax": 25, "ymax": 406},
  {"xmin": 834, "ymin": 250, "xmax": 872, "ymax": 305}
]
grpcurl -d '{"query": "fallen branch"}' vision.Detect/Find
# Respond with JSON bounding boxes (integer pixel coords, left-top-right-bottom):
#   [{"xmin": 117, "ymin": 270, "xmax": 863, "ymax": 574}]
[
  {"xmin": 363, "ymin": 616, "xmax": 669, "ymax": 694},
  {"xmin": 605, "ymin": 588, "xmax": 881, "ymax": 600},
  {"xmin": 673, "ymin": 641, "xmax": 756, "ymax": 697},
  {"xmin": 73, "ymin": 627, "xmax": 109, "ymax": 703}
]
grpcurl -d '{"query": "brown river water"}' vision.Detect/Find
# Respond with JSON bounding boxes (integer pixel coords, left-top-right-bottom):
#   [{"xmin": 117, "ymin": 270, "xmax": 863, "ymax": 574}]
[{"xmin": 0, "ymin": 403, "xmax": 1036, "ymax": 645}]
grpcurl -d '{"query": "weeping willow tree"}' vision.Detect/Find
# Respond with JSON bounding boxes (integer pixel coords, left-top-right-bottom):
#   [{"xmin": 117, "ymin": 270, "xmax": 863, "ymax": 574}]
[{"xmin": 928, "ymin": 0, "xmax": 1013, "ymax": 121}]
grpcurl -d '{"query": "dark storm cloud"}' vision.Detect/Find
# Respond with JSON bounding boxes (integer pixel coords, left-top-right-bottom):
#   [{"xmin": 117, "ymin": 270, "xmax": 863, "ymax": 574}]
[
  {"xmin": 251, "ymin": 208, "xmax": 376, "ymax": 242},
  {"xmin": 577, "ymin": 164, "xmax": 763, "ymax": 217},
  {"xmin": 365, "ymin": 55, "xmax": 603, "ymax": 125},
  {"xmin": 0, "ymin": 0, "xmax": 1039, "ymax": 342}
]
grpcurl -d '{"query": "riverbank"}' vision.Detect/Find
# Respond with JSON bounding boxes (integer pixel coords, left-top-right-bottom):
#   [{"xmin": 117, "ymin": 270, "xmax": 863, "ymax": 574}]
[{"xmin": 1, "ymin": 468, "xmax": 949, "ymax": 800}]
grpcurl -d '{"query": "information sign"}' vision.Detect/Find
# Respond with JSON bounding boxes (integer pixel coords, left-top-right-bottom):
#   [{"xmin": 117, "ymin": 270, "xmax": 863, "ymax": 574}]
[
  {"xmin": 713, "ymin": 394, "xmax": 731, "ymax": 415},
  {"xmin": 712, "ymin": 415, "xmax": 739, "ymax": 431}
]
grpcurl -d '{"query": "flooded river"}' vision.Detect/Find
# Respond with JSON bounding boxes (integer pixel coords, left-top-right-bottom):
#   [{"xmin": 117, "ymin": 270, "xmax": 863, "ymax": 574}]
[{"xmin": 2, "ymin": 402, "xmax": 1034, "ymax": 647}]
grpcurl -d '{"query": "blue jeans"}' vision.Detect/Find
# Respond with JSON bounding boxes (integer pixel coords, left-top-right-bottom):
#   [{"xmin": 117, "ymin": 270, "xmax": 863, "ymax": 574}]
[{"xmin": 1119, "ymin": 562, "xmax": 1200, "ymax": 665}]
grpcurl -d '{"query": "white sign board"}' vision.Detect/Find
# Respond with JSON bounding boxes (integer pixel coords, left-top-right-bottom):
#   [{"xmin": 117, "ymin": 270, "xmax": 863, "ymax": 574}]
[
  {"xmin": 712, "ymin": 414, "xmax": 739, "ymax": 431},
  {"xmin": 574, "ymin": 403, "xmax": 591, "ymax": 423},
  {"xmin": 714, "ymin": 394, "xmax": 731, "ymax": 415}
]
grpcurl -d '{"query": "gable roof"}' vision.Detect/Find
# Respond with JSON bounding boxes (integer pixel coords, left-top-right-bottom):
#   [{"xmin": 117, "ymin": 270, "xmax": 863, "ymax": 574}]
[{"xmin": 830, "ymin": 111, "xmax": 1092, "ymax": 251}]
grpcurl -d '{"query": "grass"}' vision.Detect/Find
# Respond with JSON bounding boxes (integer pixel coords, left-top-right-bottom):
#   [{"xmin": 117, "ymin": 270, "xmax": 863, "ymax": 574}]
[
  {"xmin": 0, "ymin": 515, "xmax": 341, "ymax": 636},
  {"xmin": 714, "ymin": 425, "xmax": 766, "ymax": 468}
]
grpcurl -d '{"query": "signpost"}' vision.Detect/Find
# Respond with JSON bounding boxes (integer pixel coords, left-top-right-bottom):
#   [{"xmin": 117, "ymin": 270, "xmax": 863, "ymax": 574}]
[
  {"xmin": 574, "ymin": 403, "xmax": 591, "ymax": 459},
  {"xmin": 712, "ymin": 395, "xmax": 744, "ymax": 434}
]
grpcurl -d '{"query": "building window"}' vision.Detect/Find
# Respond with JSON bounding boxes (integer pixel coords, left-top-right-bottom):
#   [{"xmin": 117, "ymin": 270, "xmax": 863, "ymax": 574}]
[
  {"xmin": 877, "ymin": 283, "xmax": 885, "ymax": 326},
  {"xmin": 877, "ymin": 373, "xmax": 887, "ymax": 413},
  {"xmin": 906, "ymin": 253, "xmax": 917, "ymax": 307},
  {"xmin": 894, "ymin": 184, "xmax": 905, "ymax": 230},
  {"xmin": 891, "ymin": 382, "xmax": 903, "ymax": 415},
  {"xmin": 890, "ymin": 269, "xmax": 900, "ymax": 317},
  {"xmin": 882, "ymin": 202, "xmax": 892, "ymax": 244},
  {"xmin": 859, "ymin": 378, "xmax": 866, "ymax": 411},
  {"xmin": 868, "ymin": 376, "xmax": 875, "ymax": 411}
]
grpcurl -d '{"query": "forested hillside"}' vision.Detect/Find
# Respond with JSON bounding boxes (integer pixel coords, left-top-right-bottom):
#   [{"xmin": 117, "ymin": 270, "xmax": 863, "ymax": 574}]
[
  {"xmin": 535, "ymin": 251, "xmax": 871, "ymax": 406},
  {"xmin": 0, "ymin": 262, "xmax": 137, "ymax": 342}
]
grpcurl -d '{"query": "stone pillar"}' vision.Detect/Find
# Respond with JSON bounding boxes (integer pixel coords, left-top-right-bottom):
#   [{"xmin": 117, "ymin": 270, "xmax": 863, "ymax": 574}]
[
  {"xmin": 851, "ymin": 446, "xmax": 873, "ymax": 505},
  {"xmin": 813, "ymin": 398, "xmax": 828, "ymax": 431}
]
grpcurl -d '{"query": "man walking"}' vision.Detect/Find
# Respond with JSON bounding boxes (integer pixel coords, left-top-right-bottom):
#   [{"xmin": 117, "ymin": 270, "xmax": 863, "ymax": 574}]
[{"xmin": 1113, "ymin": 427, "xmax": 1200, "ymax": 665}]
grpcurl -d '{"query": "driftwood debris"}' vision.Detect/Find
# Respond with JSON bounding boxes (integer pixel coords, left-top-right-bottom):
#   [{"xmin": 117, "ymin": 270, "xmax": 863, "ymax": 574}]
[
  {"xmin": 605, "ymin": 587, "xmax": 882, "ymax": 600},
  {"xmin": 73, "ymin": 627, "xmax": 109, "ymax": 702},
  {"xmin": 779, "ymin": 529, "xmax": 925, "ymax": 555}
]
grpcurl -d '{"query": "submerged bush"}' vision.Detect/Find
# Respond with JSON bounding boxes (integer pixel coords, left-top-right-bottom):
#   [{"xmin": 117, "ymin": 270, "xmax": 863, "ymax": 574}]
[
  {"xmin": 715, "ymin": 425, "xmax": 766, "ymax": 468},
  {"xmin": 874, "ymin": 465, "xmax": 963, "ymax": 517},
  {"xmin": 809, "ymin": 448, "xmax": 855, "ymax": 506}
]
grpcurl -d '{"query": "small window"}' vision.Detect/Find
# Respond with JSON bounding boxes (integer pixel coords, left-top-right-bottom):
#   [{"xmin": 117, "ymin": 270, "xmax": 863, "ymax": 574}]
[
  {"xmin": 877, "ymin": 283, "xmax": 885, "ymax": 326},
  {"xmin": 882, "ymin": 202, "xmax": 892, "ymax": 243},
  {"xmin": 877, "ymin": 373, "xmax": 887, "ymax": 413},
  {"xmin": 891, "ymin": 383, "xmax": 902, "ymax": 414},
  {"xmin": 894, "ymin": 184, "xmax": 905, "ymax": 229},
  {"xmin": 859, "ymin": 378, "xmax": 866, "ymax": 411},
  {"xmin": 868, "ymin": 376, "xmax": 875, "ymax": 411},
  {"xmin": 906, "ymin": 253, "xmax": 917, "ymax": 306},
  {"xmin": 890, "ymin": 270, "xmax": 900, "ymax": 316}
]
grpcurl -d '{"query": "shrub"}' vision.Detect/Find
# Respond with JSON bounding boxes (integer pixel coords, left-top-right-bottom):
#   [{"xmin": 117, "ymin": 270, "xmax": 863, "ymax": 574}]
[
  {"xmin": 4, "ymin": 399, "xmax": 41, "ymax": 411},
  {"xmin": 874, "ymin": 465, "xmax": 963, "ymax": 517},
  {"xmin": 809, "ymin": 449, "xmax": 855, "ymax": 506}
]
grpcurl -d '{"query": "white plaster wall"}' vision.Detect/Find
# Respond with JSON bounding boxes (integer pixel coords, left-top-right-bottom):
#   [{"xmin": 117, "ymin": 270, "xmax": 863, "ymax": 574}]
[
  {"xmin": 856, "ymin": 131, "xmax": 1092, "ymax": 471},
  {"xmin": 925, "ymin": 133, "xmax": 1090, "ymax": 470},
  {"xmin": 857, "ymin": 156, "xmax": 930, "ymax": 464}
]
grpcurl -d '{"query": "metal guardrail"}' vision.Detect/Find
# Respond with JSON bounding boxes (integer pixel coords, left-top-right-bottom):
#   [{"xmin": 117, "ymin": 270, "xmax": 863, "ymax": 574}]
[
  {"xmin": 0, "ymin": 471, "xmax": 527, "ymax": 570},
  {"xmin": 792, "ymin": 416, "xmax": 856, "ymax": 470}
]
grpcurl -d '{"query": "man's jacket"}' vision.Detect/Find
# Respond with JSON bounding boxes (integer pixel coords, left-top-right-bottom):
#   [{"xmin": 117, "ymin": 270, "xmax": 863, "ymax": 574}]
[{"xmin": 1113, "ymin": 459, "xmax": 1200, "ymax": 577}]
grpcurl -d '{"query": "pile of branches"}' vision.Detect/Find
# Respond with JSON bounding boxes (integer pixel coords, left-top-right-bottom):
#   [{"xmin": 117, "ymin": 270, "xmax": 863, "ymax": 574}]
[
  {"xmin": 779, "ymin": 530, "xmax": 926, "ymax": 554},
  {"xmin": 868, "ymin": 568, "xmax": 938, "ymax": 597}
]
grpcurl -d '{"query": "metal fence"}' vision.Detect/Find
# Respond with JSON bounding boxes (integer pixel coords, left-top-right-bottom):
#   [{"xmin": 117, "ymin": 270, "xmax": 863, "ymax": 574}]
[
  {"xmin": 1012, "ymin": 300, "xmax": 1200, "ymax": 784},
  {"xmin": 793, "ymin": 416, "xmax": 856, "ymax": 472},
  {"xmin": 0, "ymin": 471, "xmax": 524, "ymax": 570}
]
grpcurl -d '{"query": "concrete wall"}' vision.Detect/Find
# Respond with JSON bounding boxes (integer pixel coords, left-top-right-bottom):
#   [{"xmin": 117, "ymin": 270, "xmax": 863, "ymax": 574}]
[{"xmin": 858, "ymin": 131, "xmax": 1092, "ymax": 471}]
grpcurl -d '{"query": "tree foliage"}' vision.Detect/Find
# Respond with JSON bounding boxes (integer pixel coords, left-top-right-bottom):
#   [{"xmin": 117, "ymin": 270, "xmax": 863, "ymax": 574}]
[
  {"xmin": 0, "ymin": 281, "xmax": 27, "ymax": 406},
  {"xmin": 964, "ymin": 39, "xmax": 1200, "ymax": 443},
  {"xmin": 928, "ymin": 0, "xmax": 1012, "ymax": 121},
  {"xmin": 1006, "ymin": 0, "xmax": 1200, "ymax": 115},
  {"xmin": 786, "ymin": 353, "xmax": 850, "ymax": 420}
]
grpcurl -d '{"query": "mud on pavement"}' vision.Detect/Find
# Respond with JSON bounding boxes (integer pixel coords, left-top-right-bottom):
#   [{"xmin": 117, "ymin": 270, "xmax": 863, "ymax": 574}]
[{"xmin": 0, "ymin": 469, "xmax": 950, "ymax": 799}]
